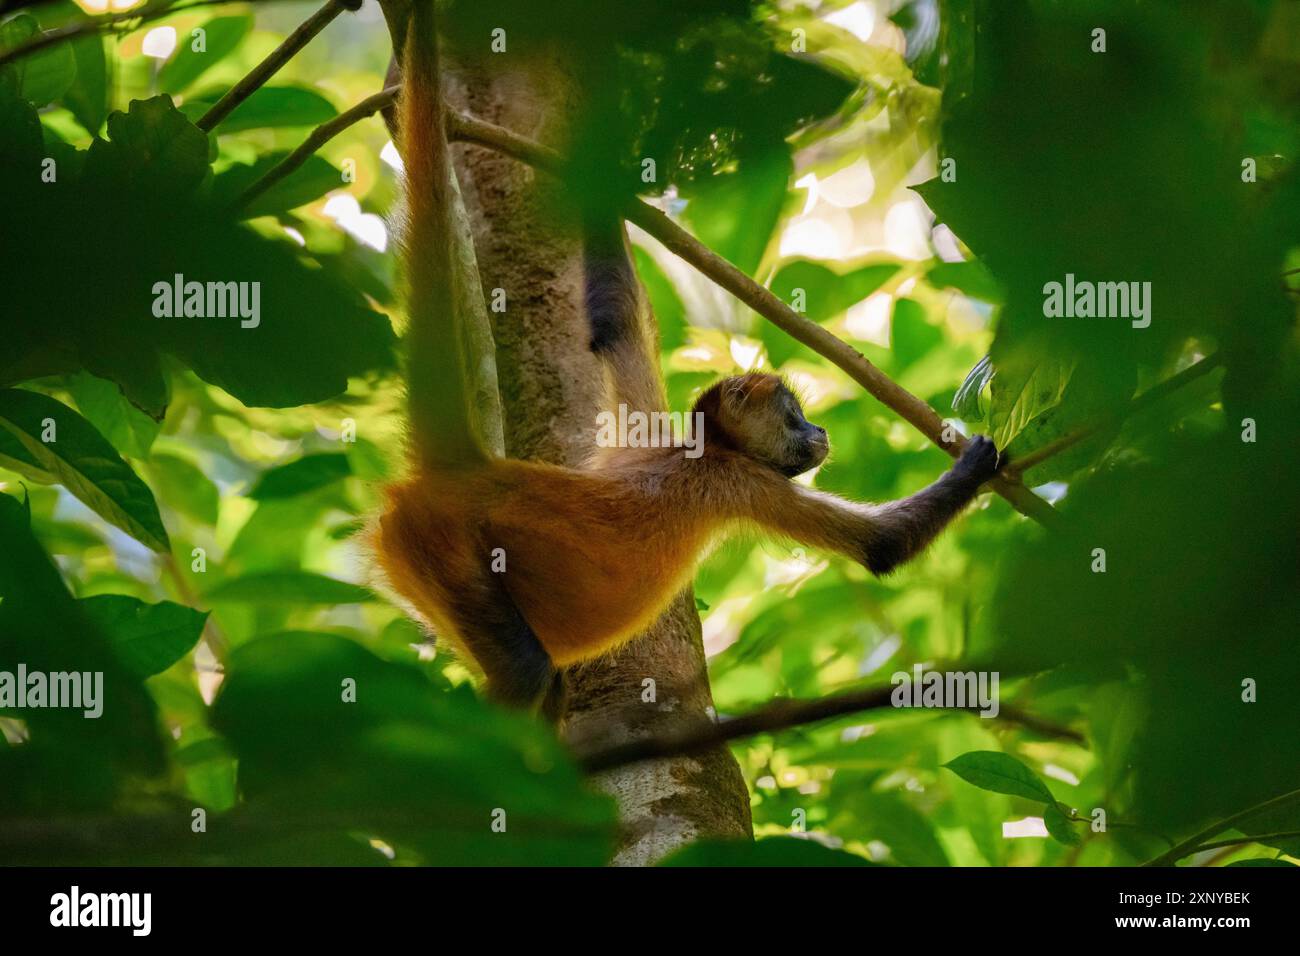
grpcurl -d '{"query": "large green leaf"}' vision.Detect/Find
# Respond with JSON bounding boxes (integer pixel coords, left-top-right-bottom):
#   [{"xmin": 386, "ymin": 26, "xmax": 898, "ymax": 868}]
[
  {"xmin": 64, "ymin": 372, "xmax": 162, "ymax": 459},
  {"xmin": 0, "ymin": 14, "xmax": 76, "ymax": 108},
  {"xmin": 769, "ymin": 259, "xmax": 900, "ymax": 323},
  {"xmin": 182, "ymin": 85, "xmax": 337, "ymax": 132},
  {"xmin": 248, "ymin": 453, "xmax": 350, "ymax": 500},
  {"xmin": 4, "ymin": 91, "xmax": 396, "ymax": 410},
  {"xmin": 205, "ymin": 571, "xmax": 374, "ymax": 605},
  {"xmin": 63, "ymin": 31, "xmax": 107, "ymax": 136},
  {"xmin": 85, "ymin": 95, "xmax": 211, "ymax": 196},
  {"xmin": 158, "ymin": 16, "xmax": 252, "ymax": 94},
  {"xmin": 683, "ymin": 151, "xmax": 792, "ymax": 277},
  {"xmin": 0, "ymin": 491, "xmax": 164, "ymax": 791},
  {"xmin": 213, "ymin": 153, "xmax": 343, "ymax": 219},
  {"xmin": 81, "ymin": 594, "xmax": 207, "ymax": 677},
  {"xmin": 146, "ymin": 452, "xmax": 219, "ymax": 526},
  {"xmin": 211, "ymin": 632, "xmax": 617, "ymax": 864},
  {"xmin": 0, "ymin": 389, "xmax": 169, "ymax": 553},
  {"xmin": 987, "ymin": 354, "xmax": 1075, "ymax": 451},
  {"xmin": 944, "ymin": 751, "xmax": 1054, "ymax": 803}
]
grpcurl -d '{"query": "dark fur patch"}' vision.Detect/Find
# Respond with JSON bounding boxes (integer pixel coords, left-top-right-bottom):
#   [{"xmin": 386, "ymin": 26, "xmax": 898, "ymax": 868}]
[{"xmin": 585, "ymin": 254, "xmax": 638, "ymax": 353}]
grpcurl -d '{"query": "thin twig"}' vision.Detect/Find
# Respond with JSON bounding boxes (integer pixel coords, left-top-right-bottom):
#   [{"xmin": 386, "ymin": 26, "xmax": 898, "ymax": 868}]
[
  {"xmin": 234, "ymin": 85, "xmax": 399, "ymax": 210},
  {"xmin": 578, "ymin": 682, "xmax": 1084, "ymax": 774},
  {"xmin": 1143, "ymin": 786, "xmax": 1300, "ymax": 867},
  {"xmin": 1184, "ymin": 831, "xmax": 1300, "ymax": 855},
  {"xmin": 1007, "ymin": 352, "xmax": 1224, "ymax": 476},
  {"xmin": 0, "ymin": 0, "xmax": 284, "ymax": 70},
  {"xmin": 197, "ymin": 0, "xmax": 348, "ymax": 133},
  {"xmin": 444, "ymin": 108, "xmax": 1060, "ymax": 527}
]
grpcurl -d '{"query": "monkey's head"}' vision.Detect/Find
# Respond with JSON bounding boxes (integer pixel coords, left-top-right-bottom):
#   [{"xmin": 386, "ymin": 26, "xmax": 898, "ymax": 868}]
[{"xmin": 696, "ymin": 372, "xmax": 829, "ymax": 476}]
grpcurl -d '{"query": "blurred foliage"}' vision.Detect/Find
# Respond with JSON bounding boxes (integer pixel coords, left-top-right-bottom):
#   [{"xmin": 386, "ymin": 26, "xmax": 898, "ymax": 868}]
[{"xmin": 1, "ymin": 0, "xmax": 1297, "ymax": 868}]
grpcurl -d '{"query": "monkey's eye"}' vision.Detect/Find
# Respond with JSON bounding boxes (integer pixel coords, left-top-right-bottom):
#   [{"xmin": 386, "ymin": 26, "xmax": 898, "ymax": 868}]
[{"xmin": 785, "ymin": 411, "xmax": 803, "ymax": 429}]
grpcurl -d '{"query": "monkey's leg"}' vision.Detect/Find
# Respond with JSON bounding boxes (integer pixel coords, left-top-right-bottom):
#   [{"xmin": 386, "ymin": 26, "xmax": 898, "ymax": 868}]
[{"xmin": 448, "ymin": 589, "xmax": 559, "ymax": 715}]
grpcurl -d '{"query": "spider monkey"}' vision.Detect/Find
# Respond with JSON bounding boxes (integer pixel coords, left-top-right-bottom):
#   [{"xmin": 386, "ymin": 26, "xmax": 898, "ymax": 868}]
[{"xmin": 375, "ymin": 1, "xmax": 1002, "ymax": 720}]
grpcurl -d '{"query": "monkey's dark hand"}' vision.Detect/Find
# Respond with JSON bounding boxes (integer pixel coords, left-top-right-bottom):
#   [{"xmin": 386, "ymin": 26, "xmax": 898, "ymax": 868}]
[{"xmin": 950, "ymin": 434, "xmax": 1000, "ymax": 486}]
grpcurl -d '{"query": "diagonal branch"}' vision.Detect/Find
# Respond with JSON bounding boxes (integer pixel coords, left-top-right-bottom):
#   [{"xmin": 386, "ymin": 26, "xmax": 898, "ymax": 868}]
[
  {"xmin": 197, "ymin": 0, "xmax": 352, "ymax": 133},
  {"xmin": 578, "ymin": 680, "xmax": 1084, "ymax": 774},
  {"xmin": 234, "ymin": 85, "xmax": 399, "ymax": 210},
  {"xmin": 1142, "ymin": 786, "xmax": 1300, "ymax": 867},
  {"xmin": 0, "ymin": 0, "xmax": 290, "ymax": 70}
]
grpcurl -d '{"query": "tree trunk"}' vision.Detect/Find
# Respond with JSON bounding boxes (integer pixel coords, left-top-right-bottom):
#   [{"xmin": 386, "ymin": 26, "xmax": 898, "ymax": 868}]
[{"xmin": 444, "ymin": 52, "xmax": 752, "ymax": 865}]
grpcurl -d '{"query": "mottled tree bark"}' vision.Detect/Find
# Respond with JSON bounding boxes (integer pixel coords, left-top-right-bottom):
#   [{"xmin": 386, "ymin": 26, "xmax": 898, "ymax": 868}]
[{"xmin": 443, "ymin": 52, "xmax": 752, "ymax": 865}]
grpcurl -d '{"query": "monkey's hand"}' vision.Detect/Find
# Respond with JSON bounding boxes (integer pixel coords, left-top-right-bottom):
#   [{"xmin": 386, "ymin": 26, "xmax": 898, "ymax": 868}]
[{"xmin": 950, "ymin": 434, "xmax": 1001, "ymax": 486}]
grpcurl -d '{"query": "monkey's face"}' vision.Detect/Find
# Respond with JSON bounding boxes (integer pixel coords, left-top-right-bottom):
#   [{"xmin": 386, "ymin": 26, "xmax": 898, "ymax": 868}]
[{"xmin": 719, "ymin": 374, "xmax": 829, "ymax": 477}]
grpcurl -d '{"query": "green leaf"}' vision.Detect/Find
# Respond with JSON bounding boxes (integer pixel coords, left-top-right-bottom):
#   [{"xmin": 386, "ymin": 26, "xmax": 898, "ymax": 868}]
[
  {"xmin": 63, "ymin": 32, "xmax": 108, "ymax": 136},
  {"xmin": 0, "ymin": 490, "xmax": 164, "ymax": 785},
  {"xmin": 248, "ymin": 453, "xmax": 351, "ymax": 500},
  {"xmin": 158, "ymin": 16, "xmax": 252, "ymax": 94},
  {"xmin": 953, "ymin": 355, "xmax": 994, "ymax": 421},
  {"xmin": 64, "ymin": 372, "xmax": 161, "ymax": 459},
  {"xmin": 81, "ymin": 594, "xmax": 207, "ymax": 678},
  {"xmin": 683, "ymin": 151, "xmax": 792, "ymax": 276},
  {"xmin": 205, "ymin": 571, "xmax": 375, "ymax": 605},
  {"xmin": 211, "ymin": 632, "xmax": 617, "ymax": 864},
  {"xmin": 86, "ymin": 95, "xmax": 211, "ymax": 196},
  {"xmin": 1044, "ymin": 803, "xmax": 1082, "ymax": 846},
  {"xmin": 183, "ymin": 85, "xmax": 337, "ymax": 132},
  {"xmin": 859, "ymin": 792, "xmax": 951, "ymax": 866},
  {"xmin": 0, "ymin": 389, "xmax": 170, "ymax": 552},
  {"xmin": 944, "ymin": 751, "xmax": 1055, "ymax": 803},
  {"xmin": 214, "ymin": 153, "xmax": 343, "ymax": 219},
  {"xmin": 891, "ymin": 298, "xmax": 941, "ymax": 369},
  {"xmin": 927, "ymin": 260, "xmax": 1004, "ymax": 304},
  {"xmin": 769, "ymin": 259, "xmax": 900, "ymax": 323},
  {"xmin": 147, "ymin": 452, "xmax": 219, "ymax": 526},
  {"xmin": 661, "ymin": 837, "xmax": 874, "ymax": 867},
  {"xmin": 988, "ymin": 354, "xmax": 1075, "ymax": 451},
  {"xmin": 0, "ymin": 14, "xmax": 76, "ymax": 108}
]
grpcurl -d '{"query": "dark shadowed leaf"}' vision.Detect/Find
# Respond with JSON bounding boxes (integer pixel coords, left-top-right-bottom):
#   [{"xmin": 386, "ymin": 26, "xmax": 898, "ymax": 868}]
[
  {"xmin": 0, "ymin": 14, "xmax": 76, "ymax": 107},
  {"xmin": 81, "ymin": 594, "xmax": 208, "ymax": 677},
  {"xmin": 248, "ymin": 453, "xmax": 351, "ymax": 500}
]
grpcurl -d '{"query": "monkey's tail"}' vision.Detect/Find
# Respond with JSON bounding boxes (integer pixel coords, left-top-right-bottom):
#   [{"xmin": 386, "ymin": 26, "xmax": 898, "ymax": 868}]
[
  {"xmin": 400, "ymin": 0, "xmax": 485, "ymax": 471},
  {"xmin": 583, "ymin": 213, "xmax": 668, "ymax": 414}
]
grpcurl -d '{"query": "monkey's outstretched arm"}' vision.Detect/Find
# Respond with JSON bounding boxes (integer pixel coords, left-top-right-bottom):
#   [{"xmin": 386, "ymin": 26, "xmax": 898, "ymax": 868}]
[{"xmin": 744, "ymin": 436, "xmax": 1001, "ymax": 575}]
